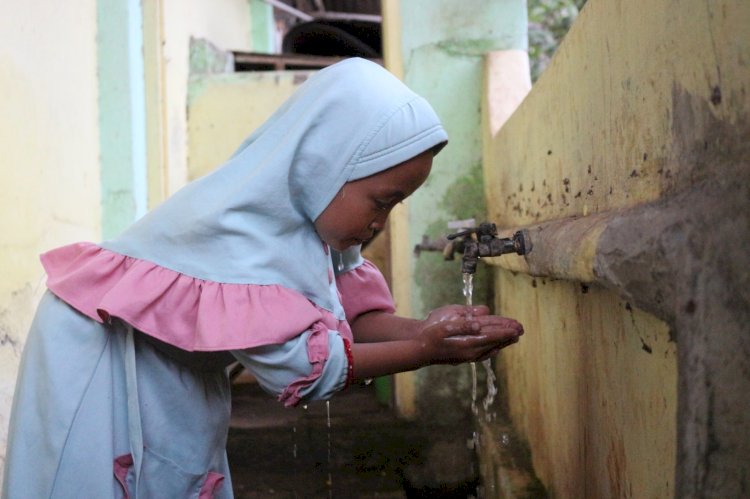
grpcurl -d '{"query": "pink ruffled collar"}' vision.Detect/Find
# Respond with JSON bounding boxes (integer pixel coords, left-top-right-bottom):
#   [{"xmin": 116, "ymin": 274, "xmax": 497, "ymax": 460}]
[{"xmin": 41, "ymin": 242, "xmax": 353, "ymax": 351}]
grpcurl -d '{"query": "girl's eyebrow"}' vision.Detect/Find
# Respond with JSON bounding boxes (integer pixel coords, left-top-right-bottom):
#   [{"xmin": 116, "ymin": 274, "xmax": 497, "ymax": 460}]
[
  {"xmin": 382, "ymin": 190, "xmax": 405, "ymax": 200},
  {"xmin": 374, "ymin": 187, "xmax": 407, "ymax": 203}
]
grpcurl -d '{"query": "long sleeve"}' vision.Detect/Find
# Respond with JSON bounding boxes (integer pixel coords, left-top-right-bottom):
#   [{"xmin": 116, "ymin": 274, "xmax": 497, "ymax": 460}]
[
  {"xmin": 231, "ymin": 329, "xmax": 348, "ymax": 406},
  {"xmin": 229, "ymin": 247, "xmax": 392, "ymax": 406},
  {"xmin": 332, "ymin": 247, "xmax": 395, "ymax": 324}
]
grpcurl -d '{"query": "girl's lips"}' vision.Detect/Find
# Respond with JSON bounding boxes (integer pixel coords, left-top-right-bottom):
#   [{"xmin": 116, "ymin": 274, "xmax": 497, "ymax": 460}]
[
  {"xmin": 337, "ymin": 238, "xmax": 362, "ymax": 250},
  {"xmin": 357, "ymin": 231, "xmax": 376, "ymax": 245},
  {"xmin": 342, "ymin": 233, "xmax": 372, "ymax": 248}
]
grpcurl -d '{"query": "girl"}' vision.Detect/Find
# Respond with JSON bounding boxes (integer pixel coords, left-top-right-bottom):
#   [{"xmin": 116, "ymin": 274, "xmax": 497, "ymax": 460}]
[{"xmin": 2, "ymin": 58, "xmax": 523, "ymax": 498}]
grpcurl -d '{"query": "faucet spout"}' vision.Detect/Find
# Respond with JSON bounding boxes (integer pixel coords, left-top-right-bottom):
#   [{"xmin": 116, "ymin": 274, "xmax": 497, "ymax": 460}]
[
  {"xmin": 447, "ymin": 223, "xmax": 530, "ymax": 274},
  {"xmin": 460, "ymin": 240, "xmax": 481, "ymax": 274}
]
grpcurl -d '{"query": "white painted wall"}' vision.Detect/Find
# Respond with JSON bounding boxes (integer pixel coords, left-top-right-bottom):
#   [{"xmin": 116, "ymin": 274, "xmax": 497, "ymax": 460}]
[
  {"xmin": 0, "ymin": 0, "xmax": 101, "ymax": 484},
  {"xmin": 161, "ymin": 0, "xmax": 252, "ymax": 195}
]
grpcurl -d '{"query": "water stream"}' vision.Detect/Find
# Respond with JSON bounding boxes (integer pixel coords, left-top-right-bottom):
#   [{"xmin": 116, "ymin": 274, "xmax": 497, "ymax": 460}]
[
  {"xmin": 463, "ymin": 273, "xmax": 480, "ymax": 417},
  {"xmin": 462, "ymin": 272, "xmax": 499, "ymax": 429},
  {"xmin": 326, "ymin": 400, "xmax": 333, "ymax": 497}
]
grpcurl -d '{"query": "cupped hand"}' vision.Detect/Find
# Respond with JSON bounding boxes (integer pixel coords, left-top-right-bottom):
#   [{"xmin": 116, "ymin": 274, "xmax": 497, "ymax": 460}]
[
  {"xmin": 422, "ymin": 304, "xmax": 490, "ymax": 326},
  {"xmin": 417, "ymin": 311, "xmax": 524, "ymax": 365}
]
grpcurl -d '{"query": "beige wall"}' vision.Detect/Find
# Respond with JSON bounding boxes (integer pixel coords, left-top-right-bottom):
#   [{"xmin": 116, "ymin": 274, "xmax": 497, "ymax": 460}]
[
  {"xmin": 0, "ymin": 0, "xmax": 102, "ymax": 482},
  {"xmin": 0, "ymin": 0, "xmax": 256, "ymax": 485},
  {"xmin": 158, "ymin": 0, "xmax": 253, "ymax": 197}
]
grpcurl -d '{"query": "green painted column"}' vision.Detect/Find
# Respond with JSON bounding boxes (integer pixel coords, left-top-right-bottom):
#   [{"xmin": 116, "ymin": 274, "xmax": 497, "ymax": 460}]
[
  {"xmin": 394, "ymin": 0, "xmax": 528, "ymax": 423},
  {"xmin": 249, "ymin": 0, "xmax": 275, "ymax": 53},
  {"xmin": 97, "ymin": 0, "xmax": 148, "ymax": 239},
  {"xmin": 382, "ymin": 1, "xmax": 532, "ymax": 489},
  {"xmin": 401, "ymin": 0, "xmax": 528, "ymax": 317}
]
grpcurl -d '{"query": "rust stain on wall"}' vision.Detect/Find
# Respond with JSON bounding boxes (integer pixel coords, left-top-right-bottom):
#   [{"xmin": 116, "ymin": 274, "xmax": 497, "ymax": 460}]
[{"xmin": 480, "ymin": 1, "xmax": 750, "ymax": 495}]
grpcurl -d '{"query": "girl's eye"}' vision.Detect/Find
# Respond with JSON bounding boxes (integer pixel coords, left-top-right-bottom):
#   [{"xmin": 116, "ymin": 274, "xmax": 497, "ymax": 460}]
[{"xmin": 374, "ymin": 200, "xmax": 390, "ymax": 211}]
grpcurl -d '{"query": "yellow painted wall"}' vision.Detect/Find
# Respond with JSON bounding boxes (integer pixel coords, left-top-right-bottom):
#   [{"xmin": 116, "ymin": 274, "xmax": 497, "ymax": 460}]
[
  {"xmin": 482, "ymin": 0, "xmax": 749, "ymax": 495},
  {"xmin": 485, "ymin": 0, "xmax": 748, "ymax": 228},
  {"xmin": 494, "ymin": 274, "xmax": 675, "ymax": 497},
  {"xmin": 0, "ymin": 1, "xmax": 101, "ymax": 482},
  {"xmin": 187, "ymin": 72, "xmax": 310, "ymax": 180},
  {"xmin": 382, "ymin": 0, "xmax": 417, "ymax": 416}
]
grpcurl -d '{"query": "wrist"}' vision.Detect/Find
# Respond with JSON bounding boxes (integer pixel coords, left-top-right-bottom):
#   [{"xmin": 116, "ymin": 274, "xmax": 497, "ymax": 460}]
[
  {"xmin": 407, "ymin": 337, "xmax": 431, "ymax": 369},
  {"xmin": 407, "ymin": 317, "xmax": 425, "ymax": 340}
]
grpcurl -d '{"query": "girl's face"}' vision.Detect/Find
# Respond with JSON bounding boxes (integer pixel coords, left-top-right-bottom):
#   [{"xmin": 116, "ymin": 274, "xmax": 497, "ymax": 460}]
[{"xmin": 314, "ymin": 151, "xmax": 433, "ymax": 251}]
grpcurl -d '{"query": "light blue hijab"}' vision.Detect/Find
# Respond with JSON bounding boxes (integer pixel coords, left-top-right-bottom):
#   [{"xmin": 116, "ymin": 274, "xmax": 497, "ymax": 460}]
[{"xmin": 102, "ymin": 58, "xmax": 448, "ymax": 319}]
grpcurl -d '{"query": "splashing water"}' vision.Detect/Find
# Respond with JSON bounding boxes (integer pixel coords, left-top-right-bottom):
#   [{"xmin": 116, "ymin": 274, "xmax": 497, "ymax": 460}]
[
  {"xmin": 482, "ymin": 358, "xmax": 497, "ymax": 420},
  {"xmin": 470, "ymin": 362, "xmax": 479, "ymax": 416},
  {"xmin": 463, "ymin": 273, "xmax": 479, "ymax": 417},
  {"xmin": 467, "ymin": 430, "xmax": 481, "ymax": 450},
  {"xmin": 462, "ymin": 273, "xmax": 498, "ymax": 422}
]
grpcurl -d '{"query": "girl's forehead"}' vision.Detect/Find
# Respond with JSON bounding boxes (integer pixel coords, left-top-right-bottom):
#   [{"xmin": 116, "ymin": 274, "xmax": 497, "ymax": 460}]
[{"xmin": 352, "ymin": 152, "xmax": 433, "ymax": 193}]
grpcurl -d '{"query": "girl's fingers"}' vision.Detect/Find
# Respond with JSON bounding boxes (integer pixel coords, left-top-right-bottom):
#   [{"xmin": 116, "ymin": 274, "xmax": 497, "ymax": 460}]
[
  {"xmin": 436, "ymin": 320, "xmax": 481, "ymax": 338},
  {"xmin": 479, "ymin": 324, "xmax": 523, "ymax": 336},
  {"xmin": 466, "ymin": 305, "xmax": 490, "ymax": 316},
  {"xmin": 436, "ymin": 305, "xmax": 490, "ymax": 319},
  {"xmin": 437, "ymin": 329, "xmax": 522, "ymax": 364},
  {"xmin": 471, "ymin": 315, "xmax": 522, "ymax": 328},
  {"xmin": 444, "ymin": 328, "xmax": 519, "ymax": 348},
  {"xmin": 470, "ymin": 317, "xmax": 524, "ymax": 335},
  {"xmin": 440, "ymin": 319, "xmax": 521, "ymax": 340},
  {"xmin": 477, "ymin": 337, "xmax": 519, "ymax": 360}
]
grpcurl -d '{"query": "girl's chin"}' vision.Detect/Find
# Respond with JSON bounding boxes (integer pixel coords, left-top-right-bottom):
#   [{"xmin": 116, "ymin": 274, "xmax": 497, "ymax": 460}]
[
  {"xmin": 324, "ymin": 240, "xmax": 349, "ymax": 252},
  {"xmin": 333, "ymin": 239, "xmax": 363, "ymax": 251}
]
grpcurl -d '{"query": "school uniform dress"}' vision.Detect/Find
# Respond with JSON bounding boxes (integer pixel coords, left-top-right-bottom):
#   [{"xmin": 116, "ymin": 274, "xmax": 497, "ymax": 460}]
[{"xmin": 2, "ymin": 57, "xmax": 447, "ymax": 498}]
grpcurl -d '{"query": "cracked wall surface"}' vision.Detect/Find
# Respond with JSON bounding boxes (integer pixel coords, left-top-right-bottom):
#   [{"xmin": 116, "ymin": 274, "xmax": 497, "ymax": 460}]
[{"xmin": 0, "ymin": 3, "xmax": 102, "ymax": 486}]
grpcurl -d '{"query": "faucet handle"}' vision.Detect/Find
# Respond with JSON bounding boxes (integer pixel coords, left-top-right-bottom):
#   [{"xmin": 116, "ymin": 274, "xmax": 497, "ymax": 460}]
[
  {"xmin": 447, "ymin": 218, "xmax": 476, "ymax": 230},
  {"xmin": 446, "ymin": 228, "xmax": 474, "ymax": 240},
  {"xmin": 446, "ymin": 222, "xmax": 498, "ymax": 241}
]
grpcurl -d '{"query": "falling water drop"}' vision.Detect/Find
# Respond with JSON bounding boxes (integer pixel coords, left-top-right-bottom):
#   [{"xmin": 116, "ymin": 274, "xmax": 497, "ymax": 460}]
[
  {"xmin": 501, "ymin": 432, "xmax": 511, "ymax": 447},
  {"xmin": 326, "ymin": 400, "xmax": 331, "ymax": 428},
  {"xmin": 292, "ymin": 425, "xmax": 299, "ymax": 494},
  {"xmin": 462, "ymin": 272, "xmax": 499, "ymax": 424},
  {"xmin": 482, "ymin": 358, "xmax": 498, "ymax": 419},
  {"xmin": 337, "ymin": 253, "xmax": 344, "ymax": 272},
  {"xmin": 470, "ymin": 362, "xmax": 479, "ymax": 416},
  {"xmin": 326, "ymin": 400, "xmax": 333, "ymax": 497}
]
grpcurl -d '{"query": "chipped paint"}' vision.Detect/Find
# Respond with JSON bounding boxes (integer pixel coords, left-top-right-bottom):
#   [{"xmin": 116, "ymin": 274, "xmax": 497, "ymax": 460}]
[{"xmin": 483, "ymin": 0, "xmax": 749, "ymax": 496}]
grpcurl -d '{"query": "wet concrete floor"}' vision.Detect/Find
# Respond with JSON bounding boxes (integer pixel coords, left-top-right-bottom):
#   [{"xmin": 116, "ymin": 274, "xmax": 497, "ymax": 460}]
[{"xmin": 227, "ymin": 382, "xmax": 478, "ymax": 498}]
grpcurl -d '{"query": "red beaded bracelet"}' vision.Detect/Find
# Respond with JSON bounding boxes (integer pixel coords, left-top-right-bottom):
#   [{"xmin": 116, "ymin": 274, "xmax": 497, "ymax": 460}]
[{"xmin": 342, "ymin": 338, "xmax": 354, "ymax": 389}]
